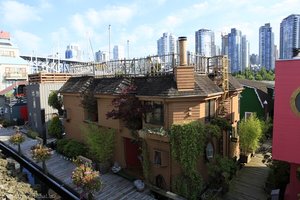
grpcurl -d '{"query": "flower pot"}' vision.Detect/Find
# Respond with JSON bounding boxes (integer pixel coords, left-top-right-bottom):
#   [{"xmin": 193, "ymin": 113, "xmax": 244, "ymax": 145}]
[
  {"xmin": 239, "ymin": 153, "xmax": 251, "ymax": 163},
  {"xmin": 97, "ymin": 161, "xmax": 111, "ymax": 174}
]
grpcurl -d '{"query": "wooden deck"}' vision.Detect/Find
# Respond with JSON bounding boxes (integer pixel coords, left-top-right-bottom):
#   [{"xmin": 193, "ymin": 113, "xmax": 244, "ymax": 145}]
[
  {"xmin": 224, "ymin": 152, "xmax": 270, "ymax": 200},
  {"xmin": 0, "ymin": 127, "xmax": 156, "ymax": 200}
]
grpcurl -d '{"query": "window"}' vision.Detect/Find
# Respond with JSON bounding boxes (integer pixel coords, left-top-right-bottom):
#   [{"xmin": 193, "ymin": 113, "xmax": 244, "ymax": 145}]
[
  {"xmin": 295, "ymin": 93, "xmax": 300, "ymax": 112},
  {"xmin": 153, "ymin": 150, "xmax": 168, "ymax": 167},
  {"xmin": 206, "ymin": 142, "xmax": 214, "ymax": 160},
  {"xmin": 154, "ymin": 151, "xmax": 161, "ymax": 165},
  {"xmin": 145, "ymin": 101, "xmax": 164, "ymax": 125},
  {"xmin": 205, "ymin": 99, "xmax": 215, "ymax": 122},
  {"xmin": 245, "ymin": 112, "xmax": 253, "ymax": 120},
  {"xmin": 64, "ymin": 109, "xmax": 71, "ymax": 121}
]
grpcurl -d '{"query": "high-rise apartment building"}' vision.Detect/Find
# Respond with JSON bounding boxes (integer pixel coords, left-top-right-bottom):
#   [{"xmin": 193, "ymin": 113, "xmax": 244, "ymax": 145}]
[
  {"xmin": 242, "ymin": 35, "xmax": 249, "ymax": 70},
  {"xmin": 95, "ymin": 50, "xmax": 107, "ymax": 62},
  {"xmin": 195, "ymin": 29, "xmax": 216, "ymax": 57},
  {"xmin": 65, "ymin": 44, "xmax": 81, "ymax": 61},
  {"xmin": 157, "ymin": 33, "xmax": 176, "ymax": 62},
  {"xmin": 280, "ymin": 14, "xmax": 300, "ymax": 59},
  {"xmin": 228, "ymin": 28, "xmax": 242, "ymax": 73},
  {"xmin": 221, "ymin": 34, "xmax": 229, "ymax": 55},
  {"xmin": 113, "ymin": 45, "xmax": 125, "ymax": 60},
  {"xmin": 259, "ymin": 23, "xmax": 275, "ymax": 70}
]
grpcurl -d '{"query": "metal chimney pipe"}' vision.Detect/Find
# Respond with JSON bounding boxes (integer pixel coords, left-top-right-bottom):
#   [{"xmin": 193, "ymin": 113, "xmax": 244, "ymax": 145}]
[{"xmin": 178, "ymin": 36, "xmax": 187, "ymax": 66}]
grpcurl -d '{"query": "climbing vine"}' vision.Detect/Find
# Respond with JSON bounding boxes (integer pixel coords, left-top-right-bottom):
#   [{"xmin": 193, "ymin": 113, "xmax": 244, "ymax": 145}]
[
  {"xmin": 141, "ymin": 140, "xmax": 151, "ymax": 183},
  {"xmin": 170, "ymin": 120, "xmax": 227, "ymax": 199},
  {"xmin": 170, "ymin": 121, "xmax": 205, "ymax": 175}
]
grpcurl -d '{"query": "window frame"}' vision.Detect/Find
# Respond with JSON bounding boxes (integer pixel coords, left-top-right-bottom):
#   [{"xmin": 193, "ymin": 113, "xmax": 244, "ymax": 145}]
[{"xmin": 144, "ymin": 101, "xmax": 164, "ymax": 126}]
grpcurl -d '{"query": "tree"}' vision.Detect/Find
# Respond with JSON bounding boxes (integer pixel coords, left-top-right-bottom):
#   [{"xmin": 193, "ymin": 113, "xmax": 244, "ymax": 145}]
[
  {"xmin": 238, "ymin": 114, "xmax": 263, "ymax": 154},
  {"xmin": 48, "ymin": 116, "xmax": 64, "ymax": 139},
  {"xmin": 48, "ymin": 91, "xmax": 63, "ymax": 116},
  {"xmin": 9, "ymin": 130, "xmax": 25, "ymax": 154}
]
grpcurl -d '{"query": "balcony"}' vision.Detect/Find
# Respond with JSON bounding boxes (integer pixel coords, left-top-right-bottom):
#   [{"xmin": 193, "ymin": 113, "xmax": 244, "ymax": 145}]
[{"xmin": 4, "ymin": 72, "xmax": 27, "ymax": 80}]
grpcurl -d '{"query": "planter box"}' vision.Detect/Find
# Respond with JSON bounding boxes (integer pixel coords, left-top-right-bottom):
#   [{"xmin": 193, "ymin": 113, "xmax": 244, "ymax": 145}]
[{"xmin": 239, "ymin": 153, "xmax": 251, "ymax": 163}]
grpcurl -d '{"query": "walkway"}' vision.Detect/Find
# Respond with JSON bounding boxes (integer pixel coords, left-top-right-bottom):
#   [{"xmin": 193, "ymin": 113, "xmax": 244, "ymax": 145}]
[
  {"xmin": 224, "ymin": 150, "xmax": 270, "ymax": 200},
  {"xmin": 0, "ymin": 127, "xmax": 155, "ymax": 200}
]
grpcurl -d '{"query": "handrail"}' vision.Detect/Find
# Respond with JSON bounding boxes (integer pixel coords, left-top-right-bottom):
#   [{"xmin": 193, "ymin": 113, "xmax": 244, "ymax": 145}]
[{"xmin": 0, "ymin": 141, "xmax": 80, "ymax": 200}]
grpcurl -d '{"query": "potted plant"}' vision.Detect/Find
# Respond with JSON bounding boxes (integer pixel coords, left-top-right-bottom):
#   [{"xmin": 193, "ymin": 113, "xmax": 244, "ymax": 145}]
[
  {"xmin": 72, "ymin": 162, "xmax": 102, "ymax": 199},
  {"xmin": 9, "ymin": 131, "xmax": 25, "ymax": 154},
  {"xmin": 238, "ymin": 115, "xmax": 263, "ymax": 163},
  {"xmin": 31, "ymin": 144, "xmax": 52, "ymax": 173}
]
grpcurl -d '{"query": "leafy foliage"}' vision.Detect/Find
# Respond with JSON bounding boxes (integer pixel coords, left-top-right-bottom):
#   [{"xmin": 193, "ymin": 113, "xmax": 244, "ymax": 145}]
[
  {"xmin": 170, "ymin": 121, "xmax": 205, "ymax": 175},
  {"xmin": 233, "ymin": 67, "xmax": 275, "ymax": 81},
  {"xmin": 72, "ymin": 162, "xmax": 102, "ymax": 198},
  {"xmin": 48, "ymin": 116, "xmax": 64, "ymax": 139},
  {"xmin": 266, "ymin": 160, "xmax": 290, "ymax": 199},
  {"xmin": 173, "ymin": 172, "xmax": 203, "ymax": 200},
  {"xmin": 56, "ymin": 138, "xmax": 87, "ymax": 158},
  {"xmin": 9, "ymin": 131, "xmax": 25, "ymax": 145},
  {"xmin": 26, "ymin": 130, "xmax": 39, "ymax": 139},
  {"xmin": 211, "ymin": 117, "xmax": 232, "ymax": 131},
  {"xmin": 238, "ymin": 114, "xmax": 263, "ymax": 153},
  {"xmin": 83, "ymin": 123, "xmax": 115, "ymax": 163},
  {"xmin": 207, "ymin": 154, "xmax": 237, "ymax": 188},
  {"xmin": 81, "ymin": 90, "xmax": 98, "ymax": 121},
  {"xmin": 141, "ymin": 140, "xmax": 151, "ymax": 183},
  {"xmin": 205, "ymin": 124, "xmax": 221, "ymax": 139},
  {"xmin": 31, "ymin": 144, "xmax": 52, "ymax": 162},
  {"xmin": 48, "ymin": 91, "xmax": 63, "ymax": 116},
  {"xmin": 106, "ymin": 83, "xmax": 147, "ymax": 132}
]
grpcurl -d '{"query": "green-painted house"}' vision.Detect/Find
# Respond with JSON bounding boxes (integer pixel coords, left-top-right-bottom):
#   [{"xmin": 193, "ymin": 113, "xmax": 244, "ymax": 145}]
[{"xmin": 238, "ymin": 79, "xmax": 274, "ymax": 120}]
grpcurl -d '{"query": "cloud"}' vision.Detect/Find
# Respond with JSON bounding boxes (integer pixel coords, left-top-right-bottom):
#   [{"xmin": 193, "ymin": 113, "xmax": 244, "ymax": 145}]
[
  {"xmin": 13, "ymin": 30, "xmax": 42, "ymax": 54},
  {"xmin": 0, "ymin": 0, "xmax": 42, "ymax": 27}
]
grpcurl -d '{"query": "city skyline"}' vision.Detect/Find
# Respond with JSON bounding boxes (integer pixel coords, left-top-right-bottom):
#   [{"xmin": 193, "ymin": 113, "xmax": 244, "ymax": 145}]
[{"xmin": 0, "ymin": 0, "xmax": 299, "ymax": 60}]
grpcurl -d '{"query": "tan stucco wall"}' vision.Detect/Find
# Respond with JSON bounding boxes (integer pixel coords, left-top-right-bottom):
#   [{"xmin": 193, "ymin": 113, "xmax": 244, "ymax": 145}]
[{"xmin": 63, "ymin": 94, "xmax": 86, "ymax": 141}]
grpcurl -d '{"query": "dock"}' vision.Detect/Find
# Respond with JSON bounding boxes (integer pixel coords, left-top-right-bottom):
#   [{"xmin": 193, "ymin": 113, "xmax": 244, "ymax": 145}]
[{"xmin": 0, "ymin": 127, "xmax": 156, "ymax": 200}]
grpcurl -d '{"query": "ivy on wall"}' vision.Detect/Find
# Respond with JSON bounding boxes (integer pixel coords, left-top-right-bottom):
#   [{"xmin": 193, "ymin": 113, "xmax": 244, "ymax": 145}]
[{"xmin": 169, "ymin": 120, "xmax": 228, "ymax": 199}]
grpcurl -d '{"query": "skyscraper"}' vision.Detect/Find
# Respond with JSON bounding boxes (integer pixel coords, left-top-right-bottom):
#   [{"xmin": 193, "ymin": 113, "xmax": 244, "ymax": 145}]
[
  {"xmin": 242, "ymin": 35, "xmax": 249, "ymax": 71},
  {"xmin": 259, "ymin": 23, "xmax": 275, "ymax": 70},
  {"xmin": 95, "ymin": 50, "xmax": 107, "ymax": 62},
  {"xmin": 157, "ymin": 33, "xmax": 176, "ymax": 62},
  {"xmin": 280, "ymin": 14, "xmax": 300, "ymax": 59},
  {"xmin": 221, "ymin": 34, "xmax": 229, "ymax": 55},
  {"xmin": 228, "ymin": 28, "xmax": 242, "ymax": 73},
  {"xmin": 113, "ymin": 45, "xmax": 125, "ymax": 60},
  {"xmin": 227, "ymin": 28, "xmax": 249, "ymax": 73},
  {"xmin": 195, "ymin": 29, "xmax": 216, "ymax": 57},
  {"xmin": 65, "ymin": 44, "xmax": 81, "ymax": 61}
]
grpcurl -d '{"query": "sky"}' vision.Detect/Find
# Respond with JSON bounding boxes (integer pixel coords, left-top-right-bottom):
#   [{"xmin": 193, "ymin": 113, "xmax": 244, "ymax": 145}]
[{"xmin": 0, "ymin": 0, "xmax": 299, "ymax": 60}]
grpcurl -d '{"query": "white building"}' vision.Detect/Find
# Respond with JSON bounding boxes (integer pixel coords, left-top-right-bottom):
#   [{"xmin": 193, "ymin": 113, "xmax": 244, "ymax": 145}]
[
  {"xmin": 0, "ymin": 31, "xmax": 29, "ymax": 91},
  {"xmin": 157, "ymin": 33, "xmax": 176, "ymax": 62}
]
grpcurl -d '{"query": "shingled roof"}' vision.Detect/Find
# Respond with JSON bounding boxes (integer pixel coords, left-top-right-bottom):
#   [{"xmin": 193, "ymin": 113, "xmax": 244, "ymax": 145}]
[{"xmin": 60, "ymin": 74, "xmax": 243, "ymax": 98}]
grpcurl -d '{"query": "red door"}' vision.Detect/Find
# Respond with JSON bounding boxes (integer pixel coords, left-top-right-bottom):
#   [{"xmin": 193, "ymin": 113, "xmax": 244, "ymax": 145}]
[{"xmin": 124, "ymin": 138, "xmax": 141, "ymax": 168}]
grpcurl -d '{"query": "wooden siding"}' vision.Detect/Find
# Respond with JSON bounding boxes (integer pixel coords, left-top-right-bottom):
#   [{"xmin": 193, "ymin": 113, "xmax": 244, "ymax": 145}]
[
  {"xmin": 167, "ymin": 101, "xmax": 203, "ymax": 126},
  {"xmin": 174, "ymin": 66, "xmax": 195, "ymax": 91}
]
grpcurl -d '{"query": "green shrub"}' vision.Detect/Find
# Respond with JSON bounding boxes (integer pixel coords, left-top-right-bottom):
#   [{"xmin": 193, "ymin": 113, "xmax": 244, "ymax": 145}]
[
  {"xmin": 63, "ymin": 140, "xmax": 87, "ymax": 158},
  {"xmin": 83, "ymin": 123, "xmax": 115, "ymax": 163},
  {"xmin": 172, "ymin": 172, "xmax": 203, "ymax": 200},
  {"xmin": 48, "ymin": 116, "xmax": 63, "ymax": 139},
  {"xmin": 56, "ymin": 138, "xmax": 71, "ymax": 154},
  {"xmin": 57, "ymin": 138, "xmax": 87, "ymax": 158},
  {"xmin": 238, "ymin": 114, "xmax": 263, "ymax": 153},
  {"xmin": 27, "ymin": 130, "xmax": 39, "ymax": 139}
]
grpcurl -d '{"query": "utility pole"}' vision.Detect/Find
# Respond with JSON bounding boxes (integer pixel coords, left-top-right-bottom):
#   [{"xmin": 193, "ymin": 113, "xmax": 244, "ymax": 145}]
[
  {"xmin": 127, "ymin": 40, "xmax": 129, "ymax": 59},
  {"xmin": 108, "ymin": 24, "xmax": 111, "ymax": 61}
]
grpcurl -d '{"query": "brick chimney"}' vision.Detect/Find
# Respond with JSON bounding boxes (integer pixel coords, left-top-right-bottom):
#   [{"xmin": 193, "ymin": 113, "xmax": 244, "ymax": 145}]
[{"xmin": 174, "ymin": 37, "xmax": 195, "ymax": 91}]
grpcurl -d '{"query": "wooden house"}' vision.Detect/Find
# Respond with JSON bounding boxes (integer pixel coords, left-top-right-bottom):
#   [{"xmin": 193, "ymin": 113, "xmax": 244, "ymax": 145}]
[{"xmin": 59, "ymin": 37, "xmax": 243, "ymax": 191}]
